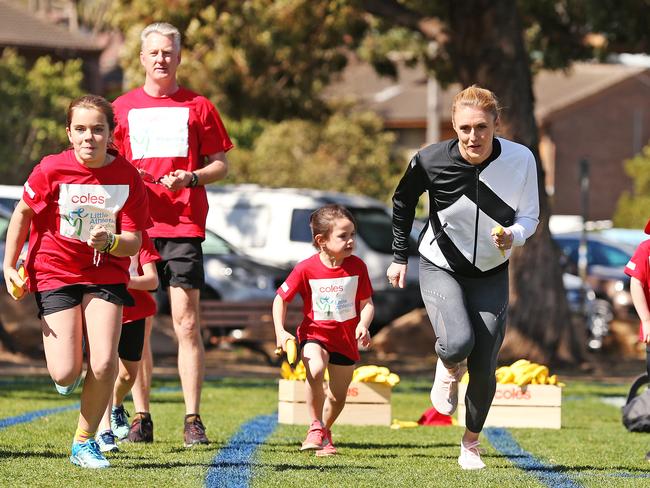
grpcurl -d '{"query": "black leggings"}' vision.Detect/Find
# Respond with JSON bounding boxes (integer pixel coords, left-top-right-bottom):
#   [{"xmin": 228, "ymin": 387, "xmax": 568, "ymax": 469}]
[{"xmin": 419, "ymin": 258, "xmax": 508, "ymax": 433}]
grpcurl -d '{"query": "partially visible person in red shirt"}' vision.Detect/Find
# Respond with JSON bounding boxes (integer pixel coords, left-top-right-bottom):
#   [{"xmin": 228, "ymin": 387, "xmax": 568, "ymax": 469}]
[
  {"xmin": 96, "ymin": 231, "xmax": 160, "ymax": 452},
  {"xmin": 624, "ymin": 222, "xmax": 650, "ymax": 345},
  {"xmin": 623, "ymin": 219, "xmax": 650, "ymax": 463},
  {"xmin": 2, "ymin": 94, "xmax": 149, "ymax": 469},
  {"xmin": 112, "ymin": 22, "xmax": 233, "ymax": 447}
]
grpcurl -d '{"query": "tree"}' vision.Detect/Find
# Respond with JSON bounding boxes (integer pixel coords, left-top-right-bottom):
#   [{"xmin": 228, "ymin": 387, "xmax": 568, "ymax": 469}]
[
  {"xmin": 613, "ymin": 144, "xmax": 650, "ymax": 228},
  {"xmin": 108, "ymin": 0, "xmax": 367, "ymax": 120},
  {"xmin": 0, "ymin": 49, "xmax": 84, "ymax": 184},
  {"xmin": 351, "ymin": 1, "xmax": 574, "ymax": 363},
  {"xmin": 355, "ymin": 0, "xmax": 650, "ymax": 363},
  {"xmin": 226, "ymin": 108, "xmax": 399, "ymax": 200}
]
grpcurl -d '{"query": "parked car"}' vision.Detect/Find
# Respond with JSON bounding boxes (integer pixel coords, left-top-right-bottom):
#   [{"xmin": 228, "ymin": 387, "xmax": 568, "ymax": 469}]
[
  {"xmin": 205, "ymin": 185, "xmax": 423, "ymax": 331},
  {"xmin": 562, "ymin": 272, "xmax": 613, "ymax": 350},
  {"xmin": 595, "ymin": 227, "xmax": 646, "ymax": 248},
  {"xmin": 156, "ymin": 228, "xmax": 291, "ymax": 314},
  {"xmin": 553, "ymin": 232, "xmax": 636, "ymax": 321}
]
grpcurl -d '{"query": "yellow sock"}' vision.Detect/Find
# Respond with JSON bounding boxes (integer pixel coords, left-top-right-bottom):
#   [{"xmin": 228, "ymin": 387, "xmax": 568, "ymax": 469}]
[{"xmin": 74, "ymin": 426, "xmax": 95, "ymax": 443}]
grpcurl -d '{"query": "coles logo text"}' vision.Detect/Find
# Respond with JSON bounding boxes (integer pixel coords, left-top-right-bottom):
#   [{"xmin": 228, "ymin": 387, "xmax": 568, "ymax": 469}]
[
  {"xmin": 70, "ymin": 193, "xmax": 106, "ymax": 205},
  {"xmin": 494, "ymin": 387, "xmax": 532, "ymax": 400},
  {"xmin": 319, "ymin": 285, "xmax": 344, "ymax": 293}
]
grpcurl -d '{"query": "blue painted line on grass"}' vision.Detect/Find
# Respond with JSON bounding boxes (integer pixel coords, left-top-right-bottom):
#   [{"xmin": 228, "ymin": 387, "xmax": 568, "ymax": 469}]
[
  {"xmin": 484, "ymin": 427, "xmax": 581, "ymax": 488},
  {"xmin": 0, "ymin": 385, "xmax": 181, "ymax": 431},
  {"xmin": 205, "ymin": 414, "xmax": 278, "ymax": 488},
  {"xmin": 608, "ymin": 472, "xmax": 650, "ymax": 478},
  {"xmin": 0, "ymin": 403, "xmax": 79, "ymax": 430}
]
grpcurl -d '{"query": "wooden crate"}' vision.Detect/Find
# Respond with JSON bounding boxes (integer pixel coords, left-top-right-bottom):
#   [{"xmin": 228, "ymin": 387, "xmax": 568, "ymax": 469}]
[
  {"xmin": 457, "ymin": 383, "xmax": 562, "ymax": 429},
  {"xmin": 278, "ymin": 379, "xmax": 392, "ymax": 426}
]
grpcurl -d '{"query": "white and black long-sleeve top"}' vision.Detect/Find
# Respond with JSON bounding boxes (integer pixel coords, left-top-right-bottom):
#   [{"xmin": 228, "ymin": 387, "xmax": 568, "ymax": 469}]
[{"xmin": 392, "ymin": 137, "xmax": 539, "ymax": 277}]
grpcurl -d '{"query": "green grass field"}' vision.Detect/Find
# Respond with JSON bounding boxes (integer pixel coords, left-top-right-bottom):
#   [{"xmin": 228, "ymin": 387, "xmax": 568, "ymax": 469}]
[{"xmin": 0, "ymin": 376, "xmax": 648, "ymax": 487}]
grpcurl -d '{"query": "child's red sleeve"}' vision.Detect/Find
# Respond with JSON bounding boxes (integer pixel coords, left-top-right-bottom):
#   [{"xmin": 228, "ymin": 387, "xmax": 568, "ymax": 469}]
[
  {"xmin": 276, "ymin": 265, "xmax": 304, "ymax": 302},
  {"xmin": 625, "ymin": 241, "xmax": 650, "ymax": 285}
]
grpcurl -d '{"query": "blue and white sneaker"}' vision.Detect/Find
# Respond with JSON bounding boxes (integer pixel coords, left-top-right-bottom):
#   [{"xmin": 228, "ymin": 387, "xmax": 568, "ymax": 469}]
[
  {"xmin": 111, "ymin": 405, "xmax": 130, "ymax": 440},
  {"xmin": 96, "ymin": 430, "xmax": 119, "ymax": 453},
  {"xmin": 54, "ymin": 374, "xmax": 82, "ymax": 396},
  {"xmin": 70, "ymin": 439, "xmax": 110, "ymax": 469}
]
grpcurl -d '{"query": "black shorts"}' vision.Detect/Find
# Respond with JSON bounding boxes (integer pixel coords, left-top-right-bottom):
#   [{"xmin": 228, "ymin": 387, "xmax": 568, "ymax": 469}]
[
  {"xmin": 35, "ymin": 284, "xmax": 133, "ymax": 319},
  {"xmin": 154, "ymin": 238, "xmax": 204, "ymax": 289},
  {"xmin": 301, "ymin": 339, "xmax": 355, "ymax": 366},
  {"xmin": 118, "ymin": 318, "xmax": 145, "ymax": 361}
]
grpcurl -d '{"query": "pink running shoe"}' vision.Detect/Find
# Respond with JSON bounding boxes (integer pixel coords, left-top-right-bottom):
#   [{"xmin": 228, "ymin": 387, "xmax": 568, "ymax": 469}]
[
  {"xmin": 315, "ymin": 428, "xmax": 337, "ymax": 457},
  {"xmin": 300, "ymin": 420, "xmax": 324, "ymax": 450}
]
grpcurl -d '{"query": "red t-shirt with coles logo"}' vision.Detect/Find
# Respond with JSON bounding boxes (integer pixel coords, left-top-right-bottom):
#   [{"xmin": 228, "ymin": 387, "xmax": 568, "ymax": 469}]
[
  {"xmin": 276, "ymin": 254, "xmax": 373, "ymax": 362},
  {"xmin": 123, "ymin": 233, "xmax": 160, "ymax": 324},
  {"xmin": 22, "ymin": 149, "xmax": 150, "ymax": 292},
  {"xmin": 112, "ymin": 87, "xmax": 233, "ymax": 239},
  {"xmin": 624, "ymin": 239, "xmax": 650, "ymax": 341}
]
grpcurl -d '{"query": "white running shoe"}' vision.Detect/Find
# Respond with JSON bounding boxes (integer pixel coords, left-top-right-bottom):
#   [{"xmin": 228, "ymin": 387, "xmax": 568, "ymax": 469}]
[
  {"xmin": 430, "ymin": 358, "xmax": 464, "ymax": 415},
  {"xmin": 458, "ymin": 439, "xmax": 486, "ymax": 470}
]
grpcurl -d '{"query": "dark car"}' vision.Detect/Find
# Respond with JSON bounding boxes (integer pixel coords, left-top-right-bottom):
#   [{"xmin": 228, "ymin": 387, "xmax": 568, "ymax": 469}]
[
  {"xmin": 201, "ymin": 229, "xmax": 290, "ymax": 301},
  {"xmin": 563, "ymin": 272, "xmax": 613, "ymax": 350},
  {"xmin": 553, "ymin": 232, "xmax": 636, "ymax": 321},
  {"xmin": 156, "ymin": 229, "xmax": 290, "ymax": 314}
]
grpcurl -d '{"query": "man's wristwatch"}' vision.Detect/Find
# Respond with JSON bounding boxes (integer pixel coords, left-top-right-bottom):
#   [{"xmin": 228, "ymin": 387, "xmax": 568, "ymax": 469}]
[{"xmin": 188, "ymin": 172, "xmax": 199, "ymax": 188}]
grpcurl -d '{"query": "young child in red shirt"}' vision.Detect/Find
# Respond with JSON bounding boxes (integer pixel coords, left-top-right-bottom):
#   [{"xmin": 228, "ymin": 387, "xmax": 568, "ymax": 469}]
[
  {"xmin": 273, "ymin": 204, "xmax": 374, "ymax": 456},
  {"xmin": 623, "ymin": 221, "xmax": 650, "ymax": 345}
]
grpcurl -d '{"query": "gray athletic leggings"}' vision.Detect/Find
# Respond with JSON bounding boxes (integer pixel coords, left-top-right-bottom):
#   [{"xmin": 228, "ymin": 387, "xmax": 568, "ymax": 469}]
[{"xmin": 419, "ymin": 258, "xmax": 508, "ymax": 433}]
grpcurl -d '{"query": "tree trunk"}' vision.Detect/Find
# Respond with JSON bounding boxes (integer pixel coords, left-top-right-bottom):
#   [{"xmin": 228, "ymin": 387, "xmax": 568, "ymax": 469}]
[
  {"xmin": 360, "ymin": 0, "xmax": 586, "ymax": 363},
  {"xmin": 447, "ymin": 0, "xmax": 585, "ymax": 364}
]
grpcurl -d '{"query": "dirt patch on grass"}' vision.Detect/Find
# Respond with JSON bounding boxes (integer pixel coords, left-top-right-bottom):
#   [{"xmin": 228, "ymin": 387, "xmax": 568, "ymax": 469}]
[{"xmin": 1, "ymin": 306, "xmax": 646, "ymax": 383}]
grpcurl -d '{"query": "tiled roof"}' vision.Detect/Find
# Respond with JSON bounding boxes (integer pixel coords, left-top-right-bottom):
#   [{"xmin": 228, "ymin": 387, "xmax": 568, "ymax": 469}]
[
  {"xmin": 0, "ymin": 0, "xmax": 100, "ymax": 52},
  {"xmin": 326, "ymin": 56, "xmax": 650, "ymax": 124},
  {"xmin": 325, "ymin": 57, "xmax": 431, "ymax": 124}
]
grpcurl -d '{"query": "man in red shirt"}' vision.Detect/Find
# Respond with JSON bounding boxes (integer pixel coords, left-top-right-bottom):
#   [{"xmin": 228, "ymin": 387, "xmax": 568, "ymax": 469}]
[{"xmin": 113, "ymin": 22, "xmax": 233, "ymax": 447}]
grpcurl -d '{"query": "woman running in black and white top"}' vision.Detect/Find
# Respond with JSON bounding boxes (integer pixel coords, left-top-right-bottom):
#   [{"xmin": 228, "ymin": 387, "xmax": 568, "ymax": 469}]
[{"xmin": 386, "ymin": 85, "xmax": 539, "ymax": 470}]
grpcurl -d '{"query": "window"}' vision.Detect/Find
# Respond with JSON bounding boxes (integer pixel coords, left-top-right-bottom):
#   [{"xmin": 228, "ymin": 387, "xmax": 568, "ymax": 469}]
[
  {"xmin": 289, "ymin": 209, "xmax": 313, "ymax": 243},
  {"xmin": 590, "ymin": 241, "xmax": 630, "ymax": 267},
  {"xmin": 554, "ymin": 237, "xmax": 631, "ymax": 268},
  {"xmin": 202, "ymin": 230, "xmax": 234, "ymax": 256},
  {"xmin": 0, "ymin": 198, "xmax": 18, "ymax": 213},
  {"xmin": 349, "ymin": 208, "xmax": 395, "ymax": 254}
]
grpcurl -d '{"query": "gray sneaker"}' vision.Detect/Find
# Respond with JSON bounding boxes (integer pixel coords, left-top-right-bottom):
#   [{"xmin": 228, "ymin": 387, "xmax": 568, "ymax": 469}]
[{"xmin": 110, "ymin": 405, "xmax": 130, "ymax": 440}]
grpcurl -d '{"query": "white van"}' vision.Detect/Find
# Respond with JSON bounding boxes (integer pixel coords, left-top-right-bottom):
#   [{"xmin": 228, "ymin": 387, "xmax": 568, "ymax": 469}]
[{"xmin": 205, "ymin": 185, "xmax": 423, "ymax": 328}]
